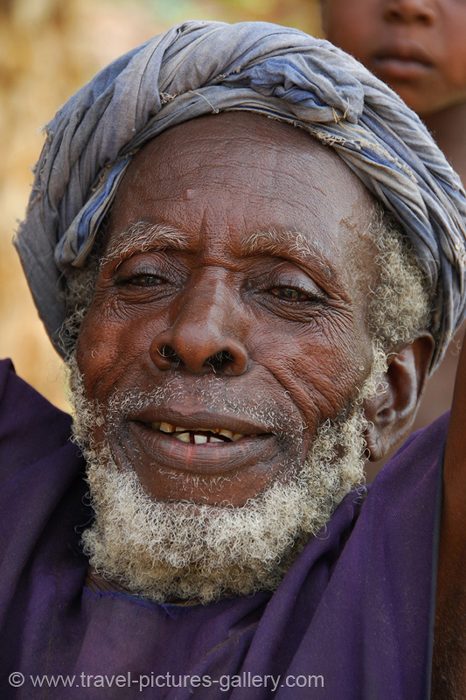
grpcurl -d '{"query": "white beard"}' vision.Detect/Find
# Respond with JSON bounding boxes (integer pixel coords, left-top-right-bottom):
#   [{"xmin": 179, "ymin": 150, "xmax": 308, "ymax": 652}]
[{"xmin": 69, "ymin": 350, "xmax": 386, "ymax": 604}]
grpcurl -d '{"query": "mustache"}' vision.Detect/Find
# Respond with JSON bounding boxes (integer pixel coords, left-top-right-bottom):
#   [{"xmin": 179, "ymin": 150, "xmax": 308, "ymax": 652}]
[{"xmin": 101, "ymin": 377, "xmax": 306, "ymax": 445}]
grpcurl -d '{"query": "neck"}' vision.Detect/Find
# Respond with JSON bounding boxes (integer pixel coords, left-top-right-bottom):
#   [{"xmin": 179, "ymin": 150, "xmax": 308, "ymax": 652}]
[{"xmin": 422, "ymin": 102, "xmax": 466, "ymax": 186}]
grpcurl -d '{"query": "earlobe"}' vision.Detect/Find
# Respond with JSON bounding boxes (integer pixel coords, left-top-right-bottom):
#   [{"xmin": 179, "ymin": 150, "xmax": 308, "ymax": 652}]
[{"xmin": 363, "ymin": 334, "xmax": 434, "ymax": 462}]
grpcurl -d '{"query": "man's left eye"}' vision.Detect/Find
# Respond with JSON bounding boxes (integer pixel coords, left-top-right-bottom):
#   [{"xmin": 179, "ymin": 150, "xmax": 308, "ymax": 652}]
[{"xmin": 269, "ymin": 286, "xmax": 314, "ymax": 302}]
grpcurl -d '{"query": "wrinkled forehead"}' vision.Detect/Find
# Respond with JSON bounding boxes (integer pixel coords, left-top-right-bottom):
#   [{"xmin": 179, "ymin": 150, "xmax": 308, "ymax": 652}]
[{"xmin": 105, "ymin": 112, "xmax": 378, "ymax": 270}]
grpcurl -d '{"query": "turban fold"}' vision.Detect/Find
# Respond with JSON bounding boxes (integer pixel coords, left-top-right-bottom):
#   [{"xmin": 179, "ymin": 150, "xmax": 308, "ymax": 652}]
[{"xmin": 15, "ymin": 20, "xmax": 466, "ymax": 368}]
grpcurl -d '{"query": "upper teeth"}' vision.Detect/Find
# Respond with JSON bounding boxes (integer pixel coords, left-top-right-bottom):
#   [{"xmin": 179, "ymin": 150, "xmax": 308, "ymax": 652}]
[{"xmin": 152, "ymin": 422, "xmax": 244, "ymax": 444}]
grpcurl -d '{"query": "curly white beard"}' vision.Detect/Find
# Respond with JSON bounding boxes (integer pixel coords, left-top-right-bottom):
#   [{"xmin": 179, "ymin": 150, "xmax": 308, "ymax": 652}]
[{"xmin": 69, "ymin": 349, "xmax": 386, "ymax": 604}]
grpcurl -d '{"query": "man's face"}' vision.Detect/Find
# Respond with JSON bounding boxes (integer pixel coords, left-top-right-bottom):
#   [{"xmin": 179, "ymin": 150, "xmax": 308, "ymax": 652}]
[
  {"xmin": 322, "ymin": 0, "xmax": 466, "ymax": 116},
  {"xmin": 77, "ymin": 112, "xmax": 376, "ymax": 509}
]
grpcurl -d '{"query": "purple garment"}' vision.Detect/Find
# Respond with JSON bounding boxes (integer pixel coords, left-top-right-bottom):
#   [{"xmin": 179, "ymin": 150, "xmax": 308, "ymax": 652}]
[{"xmin": 0, "ymin": 359, "xmax": 443, "ymax": 698}]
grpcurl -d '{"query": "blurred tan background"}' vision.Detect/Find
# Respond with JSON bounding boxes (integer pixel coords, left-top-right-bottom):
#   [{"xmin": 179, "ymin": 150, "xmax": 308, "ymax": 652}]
[{"xmin": 0, "ymin": 0, "xmax": 321, "ymax": 410}]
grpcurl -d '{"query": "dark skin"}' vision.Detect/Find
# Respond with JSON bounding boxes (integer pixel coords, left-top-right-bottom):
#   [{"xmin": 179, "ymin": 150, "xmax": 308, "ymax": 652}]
[
  {"xmin": 433, "ymin": 338, "xmax": 466, "ymax": 697},
  {"xmin": 322, "ymin": 0, "xmax": 465, "ymax": 443},
  {"xmin": 77, "ymin": 112, "xmax": 432, "ymax": 509},
  {"xmin": 322, "ymin": 3, "xmax": 466, "ymax": 691},
  {"xmin": 322, "ymin": 0, "xmax": 466, "ymax": 182},
  {"xmin": 78, "ymin": 115, "xmax": 466, "ymax": 690}
]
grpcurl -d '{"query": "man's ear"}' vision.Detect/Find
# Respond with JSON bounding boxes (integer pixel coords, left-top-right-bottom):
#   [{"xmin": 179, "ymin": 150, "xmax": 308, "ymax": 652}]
[{"xmin": 363, "ymin": 334, "xmax": 434, "ymax": 462}]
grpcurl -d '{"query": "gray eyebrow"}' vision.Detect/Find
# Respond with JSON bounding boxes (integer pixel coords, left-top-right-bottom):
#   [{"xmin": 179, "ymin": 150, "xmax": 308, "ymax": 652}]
[
  {"xmin": 241, "ymin": 229, "xmax": 337, "ymax": 284},
  {"xmin": 101, "ymin": 221, "xmax": 191, "ymax": 265},
  {"xmin": 101, "ymin": 222, "xmax": 338, "ymax": 287}
]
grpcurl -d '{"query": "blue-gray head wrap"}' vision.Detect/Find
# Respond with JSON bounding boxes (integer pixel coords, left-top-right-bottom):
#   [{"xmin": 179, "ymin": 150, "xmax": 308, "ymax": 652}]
[{"xmin": 15, "ymin": 20, "xmax": 466, "ymax": 368}]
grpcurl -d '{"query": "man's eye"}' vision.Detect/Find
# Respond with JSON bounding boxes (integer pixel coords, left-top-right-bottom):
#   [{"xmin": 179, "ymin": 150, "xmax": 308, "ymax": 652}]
[
  {"xmin": 119, "ymin": 273, "xmax": 164, "ymax": 287},
  {"xmin": 269, "ymin": 286, "xmax": 313, "ymax": 302}
]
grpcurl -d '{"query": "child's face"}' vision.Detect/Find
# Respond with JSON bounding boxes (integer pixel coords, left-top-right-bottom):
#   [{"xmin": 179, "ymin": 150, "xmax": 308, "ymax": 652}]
[{"xmin": 322, "ymin": 0, "xmax": 466, "ymax": 115}]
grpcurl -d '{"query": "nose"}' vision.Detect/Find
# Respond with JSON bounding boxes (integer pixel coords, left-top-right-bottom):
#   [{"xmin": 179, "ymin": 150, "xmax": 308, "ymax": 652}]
[
  {"xmin": 149, "ymin": 275, "xmax": 249, "ymax": 376},
  {"xmin": 383, "ymin": 0, "xmax": 435, "ymax": 25}
]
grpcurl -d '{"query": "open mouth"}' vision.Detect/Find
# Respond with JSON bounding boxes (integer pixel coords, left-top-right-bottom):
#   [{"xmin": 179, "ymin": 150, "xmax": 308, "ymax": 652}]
[
  {"xmin": 115, "ymin": 411, "xmax": 286, "ymax": 504},
  {"xmin": 122, "ymin": 415, "xmax": 280, "ymax": 482},
  {"xmin": 120, "ymin": 406, "xmax": 282, "ymax": 482},
  {"xmin": 152, "ymin": 421, "xmax": 245, "ymax": 445}
]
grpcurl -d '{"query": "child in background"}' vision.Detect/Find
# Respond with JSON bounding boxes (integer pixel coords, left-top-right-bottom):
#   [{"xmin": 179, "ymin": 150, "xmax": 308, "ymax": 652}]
[{"xmin": 321, "ymin": 0, "xmax": 466, "ymax": 454}]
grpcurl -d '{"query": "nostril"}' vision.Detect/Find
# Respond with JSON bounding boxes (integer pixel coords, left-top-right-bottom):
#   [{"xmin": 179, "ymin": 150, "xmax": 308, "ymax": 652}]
[
  {"xmin": 205, "ymin": 350, "xmax": 235, "ymax": 372},
  {"xmin": 158, "ymin": 344, "xmax": 182, "ymax": 365},
  {"xmin": 151, "ymin": 331, "xmax": 248, "ymax": 375}
]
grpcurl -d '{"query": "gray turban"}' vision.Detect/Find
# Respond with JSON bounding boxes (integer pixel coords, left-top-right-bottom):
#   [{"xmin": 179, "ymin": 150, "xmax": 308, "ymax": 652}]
[{"xmin": 15, "ymin": 20, "xmax": 466, "ymax": 368}]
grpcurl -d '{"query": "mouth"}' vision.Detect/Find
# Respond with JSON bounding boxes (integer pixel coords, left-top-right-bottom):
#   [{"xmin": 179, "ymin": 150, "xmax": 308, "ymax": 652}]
[
  {"xmin": 372, "ymin": 45, "xmax": 433, "ymax": 80},
  {"xmin": 119, "ymin": 407, "xmax": 282, "ymax": 480},
  {"xmin": 152, "ymin": 421, "xmax": 245, "ymax": 445}
]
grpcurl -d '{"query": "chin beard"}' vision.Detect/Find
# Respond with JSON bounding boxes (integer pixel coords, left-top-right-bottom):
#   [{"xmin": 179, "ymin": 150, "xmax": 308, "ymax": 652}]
[{"xmin": 69, "ymin": 350, "xmax": 386, "ymax": 605}]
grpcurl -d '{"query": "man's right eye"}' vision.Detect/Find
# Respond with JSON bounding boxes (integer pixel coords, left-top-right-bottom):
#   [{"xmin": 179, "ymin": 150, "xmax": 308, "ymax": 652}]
[{"xmin": 120, "ymin": 273, "xmax": 164, "ymax": 287}]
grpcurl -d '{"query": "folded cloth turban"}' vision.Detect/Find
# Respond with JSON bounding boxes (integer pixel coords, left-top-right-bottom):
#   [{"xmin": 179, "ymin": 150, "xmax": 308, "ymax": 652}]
[{"xmin": 15, "ymin": 20, "xmax": 466, "ymax": 368}]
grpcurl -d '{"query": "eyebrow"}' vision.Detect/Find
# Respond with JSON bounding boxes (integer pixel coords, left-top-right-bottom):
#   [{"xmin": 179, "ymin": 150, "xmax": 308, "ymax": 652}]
[
  {"xmin": 241, "ymin": 229, "xmax": 338, "ymax": 286},
  {"xmin": 102, "ymin": 221, "xmax": 192, "ymax": 264},
  {"xmin": 102, "ymin": 221, "xmax": 340, "ymax": 288}
]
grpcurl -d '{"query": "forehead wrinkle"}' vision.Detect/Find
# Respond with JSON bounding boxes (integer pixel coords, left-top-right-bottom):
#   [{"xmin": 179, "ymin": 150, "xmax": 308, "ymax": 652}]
[
  {"xmin": 242, "ymin": 229, "xmax": 339, "ymax": 286},
  {"xmin": 101, "ymin": 221, "xmax": 192, "ymax": 265}
]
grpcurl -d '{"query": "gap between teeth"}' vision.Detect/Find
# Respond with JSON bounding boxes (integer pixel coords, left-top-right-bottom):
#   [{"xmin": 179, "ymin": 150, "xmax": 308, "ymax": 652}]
[{"xmin": 152, "ymin": 422, "xmax": 244, "ymax": 443}]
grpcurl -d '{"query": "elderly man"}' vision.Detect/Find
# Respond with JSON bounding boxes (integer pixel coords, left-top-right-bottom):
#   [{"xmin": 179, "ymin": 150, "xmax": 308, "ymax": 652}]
[{"xmin": 1, "ymin": 20, "xmax": 465, "ymax": 700}]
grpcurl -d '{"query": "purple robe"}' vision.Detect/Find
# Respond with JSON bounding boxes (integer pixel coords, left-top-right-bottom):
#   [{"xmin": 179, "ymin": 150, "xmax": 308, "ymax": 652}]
[{"xmin": 0, "ymin": 359, "xmax": 443, "ymax": 698}]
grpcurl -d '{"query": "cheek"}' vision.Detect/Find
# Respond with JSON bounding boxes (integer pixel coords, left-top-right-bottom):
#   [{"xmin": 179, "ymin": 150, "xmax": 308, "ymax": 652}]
[
  {"xmin": 253, "ymin": 320, "xmax": 372, "ymax": 435},
  {"xmin": 325, "ymin": 5, "xmax": 373, "ymax": 56},
  {"xmin": 76, "ymin": 306, "xmax": 156, "ymax": 399},
  {"xmin": 445, "ymin": 46, "xmax": 466, "ymax": 90}
]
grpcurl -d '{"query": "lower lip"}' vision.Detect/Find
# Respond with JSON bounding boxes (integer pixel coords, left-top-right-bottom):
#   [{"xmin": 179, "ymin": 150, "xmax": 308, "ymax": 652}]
[
  {"xmin": 374, "ymin": 57, "xmax": 432, "ymax": 81},
  {"xmin": 123, "ymin": 422, "xmax": 278, "ymax": 476}
]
